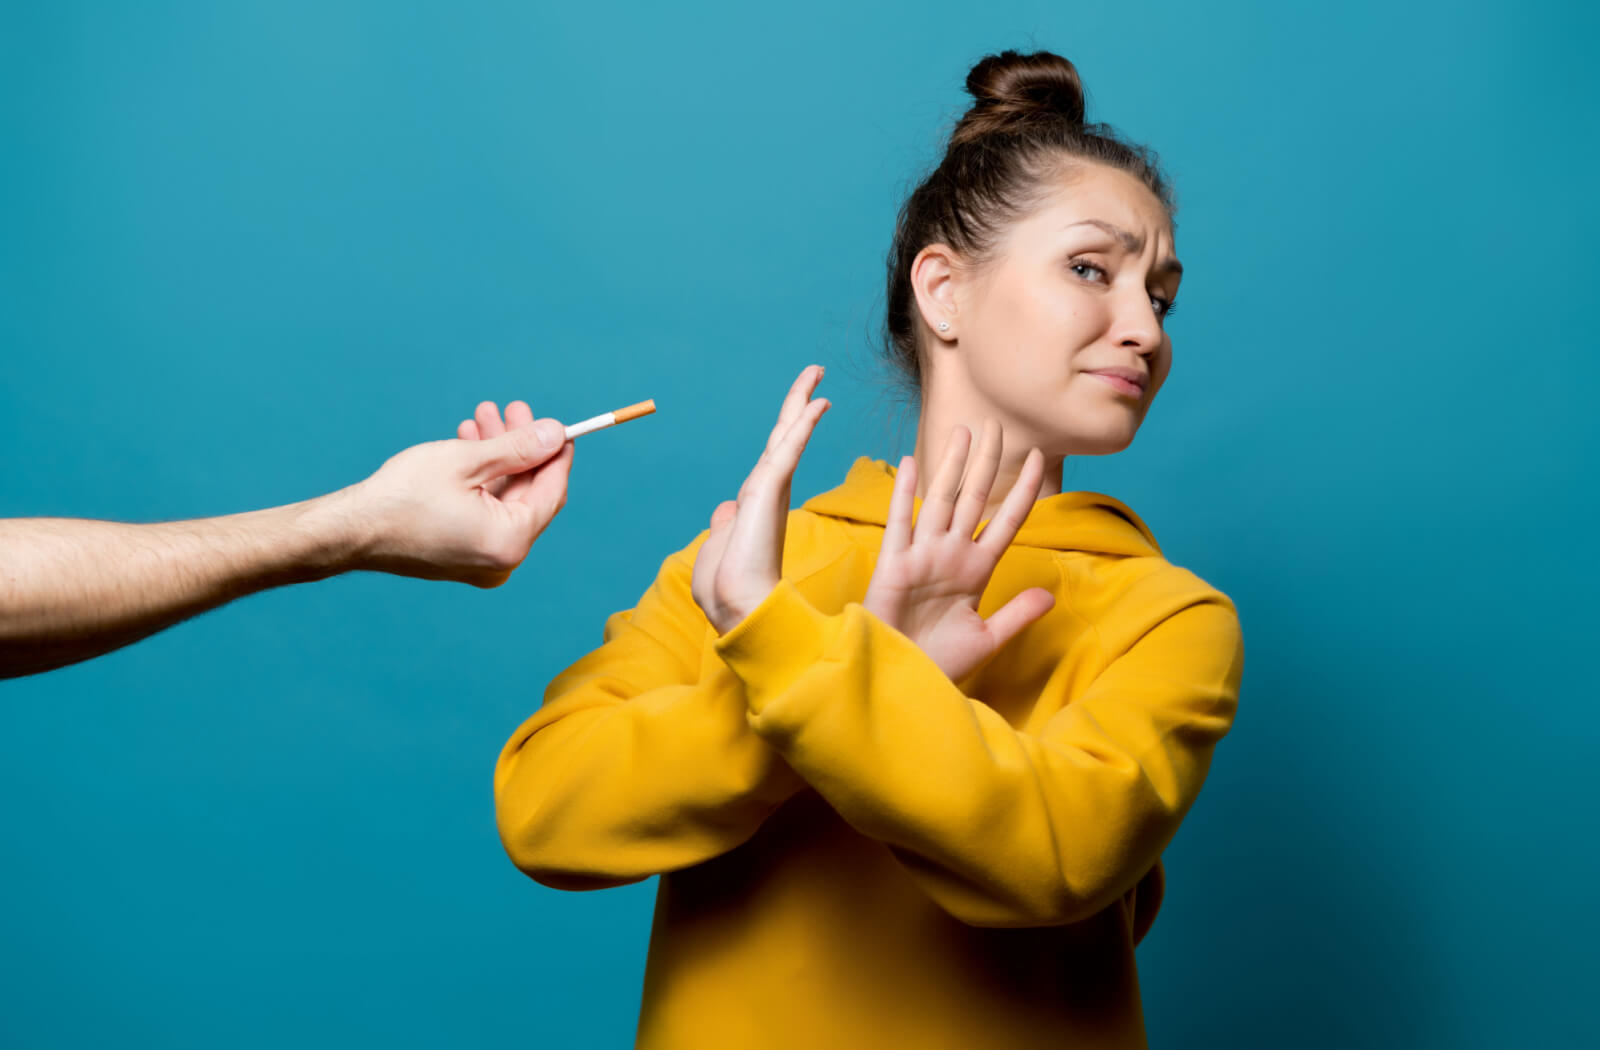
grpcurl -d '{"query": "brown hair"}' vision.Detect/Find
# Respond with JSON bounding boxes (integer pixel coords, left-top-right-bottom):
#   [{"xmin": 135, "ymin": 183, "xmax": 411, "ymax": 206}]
[{"xmin": 882, "ymin": 49, "xmax": 1179, "ymax": 402}]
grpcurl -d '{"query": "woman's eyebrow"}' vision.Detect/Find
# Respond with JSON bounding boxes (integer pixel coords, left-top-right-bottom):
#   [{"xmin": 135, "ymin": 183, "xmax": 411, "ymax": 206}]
[{"xmin": 1064, "ymin": 218, "xmax": 1184, "ymax": 277}]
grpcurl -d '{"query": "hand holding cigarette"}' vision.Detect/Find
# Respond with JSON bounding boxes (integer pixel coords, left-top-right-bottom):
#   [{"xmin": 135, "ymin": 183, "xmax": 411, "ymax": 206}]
[
  {"xmin": 359, "ymin": 394, "xmax": 651, "ymax": 587},
  {"xmin": 0, "ymin": 394, "xmax": 658, "ymax": 678},
  {"xmin": 353, "ymin": 394, "xmax": 656, "ymax": 588},
  {"xmin": 454, "ymin": 396, "xmax": 655, "ymax": 497}
]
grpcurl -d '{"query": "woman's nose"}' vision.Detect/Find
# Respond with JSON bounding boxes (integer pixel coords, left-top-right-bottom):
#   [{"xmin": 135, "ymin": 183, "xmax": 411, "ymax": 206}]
[{"xmin": 1110, "ymin": 291, "xmax": 1162, "ymax": 350}]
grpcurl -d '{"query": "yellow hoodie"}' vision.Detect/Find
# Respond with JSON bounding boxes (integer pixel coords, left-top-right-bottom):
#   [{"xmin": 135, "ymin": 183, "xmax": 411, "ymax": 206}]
[{"xmin": 495, "ymin": 456, "xmax": 1245, "ymax": 1049}]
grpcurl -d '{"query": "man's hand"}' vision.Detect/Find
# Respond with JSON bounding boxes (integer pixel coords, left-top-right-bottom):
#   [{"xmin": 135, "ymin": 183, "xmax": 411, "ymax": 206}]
[
  {"xmin": 2, "ymin": 399, "xmax": 576, "ymax": 678},
  {"xmin": 342, "ymin": 400, "xmax": 574, "ymax": 588}
]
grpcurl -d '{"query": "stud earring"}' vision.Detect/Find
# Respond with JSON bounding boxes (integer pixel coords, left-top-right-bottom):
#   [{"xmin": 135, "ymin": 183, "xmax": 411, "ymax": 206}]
[{"xmin": 937, "ymin": 322, "xmax": 950, "ymax": 332}]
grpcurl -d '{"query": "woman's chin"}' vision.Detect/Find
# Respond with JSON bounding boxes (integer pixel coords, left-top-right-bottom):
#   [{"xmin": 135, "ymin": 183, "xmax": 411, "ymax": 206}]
[{"xmin": 1058, "ymin": 410, "xmax": 1142, "ymax": 455}]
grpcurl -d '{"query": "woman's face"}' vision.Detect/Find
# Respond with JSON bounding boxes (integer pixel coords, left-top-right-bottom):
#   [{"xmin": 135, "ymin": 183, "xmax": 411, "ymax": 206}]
[{"xmin": 923, "ymin": 162, "xmax": 1182, "ymax": 458}]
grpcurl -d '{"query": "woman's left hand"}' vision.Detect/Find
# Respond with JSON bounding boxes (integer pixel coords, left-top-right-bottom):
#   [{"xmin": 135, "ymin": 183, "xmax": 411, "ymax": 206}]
[
  {"xmin": 691, "ymin": 365, "xmax": 831, "ymax": 635},
  {"xmin": 862, "ymin": 419, "xmax": 1056, "ymax": 683}
]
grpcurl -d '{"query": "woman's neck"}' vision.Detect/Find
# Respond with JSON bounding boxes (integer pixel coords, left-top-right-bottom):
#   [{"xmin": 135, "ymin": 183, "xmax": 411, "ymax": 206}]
[{"xmin": 911, "ymin": 384, "xmax": 1066, "ymax": 526}]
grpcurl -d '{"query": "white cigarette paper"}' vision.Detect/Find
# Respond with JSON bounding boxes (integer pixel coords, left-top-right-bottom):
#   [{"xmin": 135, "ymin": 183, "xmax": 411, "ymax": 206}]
[{"xmin": 564, "ymin": 399, "xmax": 656, "ymax": 440}]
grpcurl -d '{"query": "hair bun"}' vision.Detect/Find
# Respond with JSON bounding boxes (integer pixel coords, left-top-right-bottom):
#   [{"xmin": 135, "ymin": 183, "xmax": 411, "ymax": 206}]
[{"xmin": 954, "ymin": 50, "xmax": 1086, "ymax": 144}]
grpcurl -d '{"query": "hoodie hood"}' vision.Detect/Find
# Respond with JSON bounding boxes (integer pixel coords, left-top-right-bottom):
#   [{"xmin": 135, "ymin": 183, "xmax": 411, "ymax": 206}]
[{"xmin": 801, "ymin": 457, "xmax": 1163, "ymax": 558}]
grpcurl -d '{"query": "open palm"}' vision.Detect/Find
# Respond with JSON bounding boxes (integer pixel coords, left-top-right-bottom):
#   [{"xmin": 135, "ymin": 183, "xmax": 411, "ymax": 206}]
[
  {"xmin": 691, "ymin": 365, "xmax": 831, "ymax": 635},
  {"xmin": 862, "ymin": 420, "xmax": 1054, "ymax": 683}
]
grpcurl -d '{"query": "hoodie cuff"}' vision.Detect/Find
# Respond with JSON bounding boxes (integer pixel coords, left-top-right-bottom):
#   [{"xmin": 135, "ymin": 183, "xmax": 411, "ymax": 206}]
[{"xmin": 712, "ymin": 578, "xmax": 839, "ymax": 720}]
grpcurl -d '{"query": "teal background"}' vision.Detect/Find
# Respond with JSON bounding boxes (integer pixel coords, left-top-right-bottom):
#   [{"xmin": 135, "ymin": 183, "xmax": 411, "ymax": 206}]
[{"xmin": 2, "ymin": 1, "xmax": 1594, "ymax": 1046}]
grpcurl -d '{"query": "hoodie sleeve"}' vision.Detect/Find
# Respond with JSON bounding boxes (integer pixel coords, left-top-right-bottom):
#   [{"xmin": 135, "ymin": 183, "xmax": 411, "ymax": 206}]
[
  {"xmin": 494, "ymin": 535, "xmax": 810, "ymax": 891},
  {"xmin": 711, "ymin": 575, "xmax": 1244, "ymax": 928}
]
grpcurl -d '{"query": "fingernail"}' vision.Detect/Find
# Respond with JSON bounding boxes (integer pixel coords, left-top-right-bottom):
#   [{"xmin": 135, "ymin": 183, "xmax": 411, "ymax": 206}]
[{"xmin": 534, "ymin": 420, "xmax": 564, "ymax": 448}]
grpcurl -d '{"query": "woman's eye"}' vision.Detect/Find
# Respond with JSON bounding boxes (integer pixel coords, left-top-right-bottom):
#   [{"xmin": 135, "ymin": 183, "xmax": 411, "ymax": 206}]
[{"xmin": 1072, "ymin": 258, "xmax": 1179, "ymax": 322}]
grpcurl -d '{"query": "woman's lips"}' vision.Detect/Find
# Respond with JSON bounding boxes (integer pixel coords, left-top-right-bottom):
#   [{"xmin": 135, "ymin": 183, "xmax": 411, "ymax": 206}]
[{"xmin": 1088, "ymin": 372, "xmax": 1144, "ymax": 397}]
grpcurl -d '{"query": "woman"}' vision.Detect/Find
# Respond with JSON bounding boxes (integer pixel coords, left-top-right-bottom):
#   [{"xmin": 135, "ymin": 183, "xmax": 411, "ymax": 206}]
[{"xmin": 491, "ymin": 48, "xmax": 1245, "ymax": 1050}]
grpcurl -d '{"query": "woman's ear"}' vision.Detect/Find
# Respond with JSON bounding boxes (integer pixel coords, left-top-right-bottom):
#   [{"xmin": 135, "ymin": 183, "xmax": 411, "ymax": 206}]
[{"xmin": 910, "ymin": 243, "xmax": 960, "ymax": 343}]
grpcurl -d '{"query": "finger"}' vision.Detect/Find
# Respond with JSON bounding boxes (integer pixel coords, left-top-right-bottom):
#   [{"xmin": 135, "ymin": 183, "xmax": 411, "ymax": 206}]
[
  {"xmin": 458, "ymin": 420, "xmax": 480, "ymax": 440},
  {"xmin": 763, "ymin": 364, "xmax": 825, "ymax": 456},
  {"xmin": 474, "ymin": 409, "xmax": 511, "ymax": 495},
  {"xmin": 475, "ymin": 404, "xmax": 514, "ymax": 496},
  {"xmin": 505, "ymin": 400, "xmax": 534, "ymax": 430},
  {"xmin": 509, "ymin": 434, "xmax": 575, "ymax": 527},
  {"xmin": 738, "ymin": 381, "xmax": 825, "ymax": 502},
  {"xmin": 982, "ymin": 587, "xmax": 1056, "ymax": 653},
  {"xmin": 914, "ymin": 424, "xmax": 971, "ymax": 543},
  {"xmin": 710, "ymin": 499, "xmax": 738, "ymax": 531},
  {"xmin": 881, "ymin": 455, "xmax": 917, "ymax": 554},
  {"xmin": 499, "ymin": 423, "xmax": 542, "ymax": 504},
  {"xmin": 764, "ymin": 396, "xmax": 830, "ymax": 479},
  {"xmin": 737, "ymin": 395, "xmax": 829, "ymax": 509},
  {"xmin": 475, "ymin": 400, "xmax": 507, "ymax": 440},
  {"xmin": 465, "ymin": 420, "xmax": 565, "ymax": 487},
  {"xmin": 497, "ymin": 401, "xmax": 543, "ymax": 502},
  {"xmin": 949, "ymin": 417, "xmax": 1003, "ymax": 539},
  {"xmin": 976, "ymin": 446, "xmax": 1047, "ymax": 557},
  {"xmin": 730, "ymin": 397, "xmax": 828, "ymax": 582}
]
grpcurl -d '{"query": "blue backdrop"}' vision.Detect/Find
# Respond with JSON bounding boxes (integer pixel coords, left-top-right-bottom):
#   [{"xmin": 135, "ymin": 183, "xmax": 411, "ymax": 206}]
[{"xmin": 2, "ymin": 2, "xmax": 1594, "ymax": 1046}]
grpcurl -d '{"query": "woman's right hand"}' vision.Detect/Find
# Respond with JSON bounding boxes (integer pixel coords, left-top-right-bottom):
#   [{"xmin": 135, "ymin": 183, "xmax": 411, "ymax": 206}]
[{"xmin": 691, "ymin": 365, "xmax": 831, "ymax": 635}]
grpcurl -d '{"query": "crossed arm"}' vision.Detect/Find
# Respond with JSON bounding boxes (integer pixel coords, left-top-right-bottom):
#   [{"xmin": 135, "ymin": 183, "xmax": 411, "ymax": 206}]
[
  {"xmin": 493, "ymin": 536, "xmax": 1243, "ymax": 926},
  {"xmin": 495, "ymin": 366, "xmax": 1245, "ymax": 928},
  {"xmin": 493, "ymin": 534, "xmax": 811, "ymax": 890}
]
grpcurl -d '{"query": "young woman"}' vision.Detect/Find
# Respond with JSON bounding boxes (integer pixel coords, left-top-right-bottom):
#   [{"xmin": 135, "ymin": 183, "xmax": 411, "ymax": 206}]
[{"xmin": 491, "ymin": 48, "xmax": 1245, "ymax": 1050}]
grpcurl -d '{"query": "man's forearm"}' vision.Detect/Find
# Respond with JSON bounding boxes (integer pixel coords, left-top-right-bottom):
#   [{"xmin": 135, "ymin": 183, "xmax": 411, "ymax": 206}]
[
  {"xmin": 2, "ymin": 410, "xmax": 574, "ymax": 680},
  {"xmin": 0, "ymin": 490, "xmax": 370, "ymax": 678}
]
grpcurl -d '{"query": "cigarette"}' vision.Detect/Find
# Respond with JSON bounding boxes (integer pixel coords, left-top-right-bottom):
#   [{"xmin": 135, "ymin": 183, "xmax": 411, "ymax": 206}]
[{"xmin": 564, "ymin": 398, "xmax": 657, "ymax": 440}]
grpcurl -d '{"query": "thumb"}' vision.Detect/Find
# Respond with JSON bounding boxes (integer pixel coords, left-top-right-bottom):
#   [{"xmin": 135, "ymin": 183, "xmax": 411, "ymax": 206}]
[
  {"xmin": 710, "ymin": 500, "xmax": 739, "ymax": 531},
  {"xmin": 982, "ymin": 588, "xmax": 1056, "ymax": 653},
  {"xmin": 463, "ymin": 420, "xmax": 566, "ymax": 487}
]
